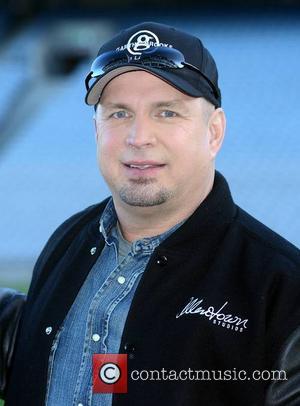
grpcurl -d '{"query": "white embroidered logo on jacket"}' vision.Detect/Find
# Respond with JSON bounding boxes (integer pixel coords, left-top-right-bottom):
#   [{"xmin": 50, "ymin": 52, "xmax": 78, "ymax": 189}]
[{"xmin": 176, "ymin": 297, "xmax": 248, "ymax": 333}]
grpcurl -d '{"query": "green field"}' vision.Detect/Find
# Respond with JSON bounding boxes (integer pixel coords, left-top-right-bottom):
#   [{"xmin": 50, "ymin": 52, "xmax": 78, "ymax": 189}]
[{"xmin": 0, "ymin": 281, "xmax": 29, "ymax": 293}]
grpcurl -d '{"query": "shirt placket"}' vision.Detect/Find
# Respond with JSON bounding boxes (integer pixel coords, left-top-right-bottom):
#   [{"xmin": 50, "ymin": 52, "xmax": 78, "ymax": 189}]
[{"xmin": 72, "ymin": 239, "xmax": 119, "ymax": 406}]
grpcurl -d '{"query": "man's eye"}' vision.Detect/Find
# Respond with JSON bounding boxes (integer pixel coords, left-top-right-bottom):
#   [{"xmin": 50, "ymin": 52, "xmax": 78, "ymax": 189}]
[
  {"xmin": 112, "ymin": 110, "xmax": 128, "ymax": 119},
  {"xmin": 160, "ymin": 110, "xmax": 177, "ymax": 118}
]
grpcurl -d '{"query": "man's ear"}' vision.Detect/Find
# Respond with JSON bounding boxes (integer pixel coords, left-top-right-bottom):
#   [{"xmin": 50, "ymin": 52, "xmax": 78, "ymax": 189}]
[
  {"xmin": 208, "ymin": 108, "xmax": 226, "ymax": 159},
  {"xmin": 93, "ymin": 115, "xmax": 98, "ymax": 142},
  {"xmin": 93, "ymin": 105, "xmax": 100, "ymax": 142}
]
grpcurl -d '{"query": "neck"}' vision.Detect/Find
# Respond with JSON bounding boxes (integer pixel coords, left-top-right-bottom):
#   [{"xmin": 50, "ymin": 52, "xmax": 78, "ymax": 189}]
[{"xmin": 113, "ymin": 173, "xmax": 215, "ymax": 243}]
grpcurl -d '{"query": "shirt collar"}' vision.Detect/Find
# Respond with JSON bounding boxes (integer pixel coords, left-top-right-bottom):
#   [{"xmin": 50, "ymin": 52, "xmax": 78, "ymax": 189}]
[{"xmin": 99, "ymin": 198, "xmax": 117, "ymax": 241}]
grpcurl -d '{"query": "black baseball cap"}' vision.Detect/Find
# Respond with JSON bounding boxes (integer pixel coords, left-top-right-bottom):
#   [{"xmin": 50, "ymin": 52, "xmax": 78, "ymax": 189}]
[{"xmin": 85, "ymin": 22, "xmax": 221, "ymax": 107}]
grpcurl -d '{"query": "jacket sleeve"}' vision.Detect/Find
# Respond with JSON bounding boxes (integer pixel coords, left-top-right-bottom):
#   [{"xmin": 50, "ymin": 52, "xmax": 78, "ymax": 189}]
[
  {"xmin": 0, "ymin": 288, "xmax": 26, "ymax": 399},
  {"xmin": 265, "ymin": 325, "xmax": 300, "ymax": 405}
]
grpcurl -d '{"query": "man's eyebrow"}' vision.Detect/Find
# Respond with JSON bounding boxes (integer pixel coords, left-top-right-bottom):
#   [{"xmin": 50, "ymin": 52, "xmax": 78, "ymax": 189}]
[
  {"xmin": 101, "ymin": 102, "xmax": 131, "ymax": 110},
  {"xmin": 153, "ymin": 100, "xmax": 187, "ymax": 109}
]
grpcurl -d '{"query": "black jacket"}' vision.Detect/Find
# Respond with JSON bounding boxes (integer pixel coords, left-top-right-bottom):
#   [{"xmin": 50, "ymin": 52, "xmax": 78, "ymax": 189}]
[
  {"xmin": 0, "ymin": 288, "xmax": 25, "ymax": 399},
  {"xmin": 5, "ymin": 172, "xmax": 300, "ymax": 405}
]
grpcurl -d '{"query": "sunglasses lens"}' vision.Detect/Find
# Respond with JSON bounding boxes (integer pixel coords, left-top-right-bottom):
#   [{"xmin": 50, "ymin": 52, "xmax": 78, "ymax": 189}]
[
  {"xmin": 91, "ymin": 50, "xmax": 128, "ymax": 77},
  {"xmin": 146, "ymin": 47, "xmax": 185, "ymax": 68}
]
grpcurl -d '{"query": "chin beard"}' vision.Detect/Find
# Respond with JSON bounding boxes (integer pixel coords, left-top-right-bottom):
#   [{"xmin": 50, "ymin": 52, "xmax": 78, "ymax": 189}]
[{"xmin": 118, "ymin": 179, "xmax": 173, "ymax": 207}]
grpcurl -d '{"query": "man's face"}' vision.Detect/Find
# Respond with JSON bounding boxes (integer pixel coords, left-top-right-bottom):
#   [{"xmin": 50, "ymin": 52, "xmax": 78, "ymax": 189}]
[{"xmin": 94, "ymin": 70, "xmax": 224, "ymax": 210}]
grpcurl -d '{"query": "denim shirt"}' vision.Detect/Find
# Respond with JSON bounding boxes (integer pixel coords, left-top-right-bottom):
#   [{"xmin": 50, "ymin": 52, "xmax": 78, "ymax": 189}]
[{"xmin": 46, "ymin": 198, "xmax": 184, "ymax": 406}]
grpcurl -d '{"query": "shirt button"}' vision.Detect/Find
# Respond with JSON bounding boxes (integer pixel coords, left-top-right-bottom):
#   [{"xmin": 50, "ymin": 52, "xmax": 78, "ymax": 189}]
[
  {"xmin": 92, "ymin": 333, "xmax": 101, "ymax": 342},
  {"xmin": 156, "ymin": 255, "xmax": 168, "ymax": 266},
  {"xmin": 117, "ymin": 276, "xmax": 126, "ymax": 284},
  {"xmin": 45, "ymin": 326, "xmax": 52, "ymax": 335},
  {"xmin": 90, "ymin": 247, "xmax": 97, "ymax": 255}
]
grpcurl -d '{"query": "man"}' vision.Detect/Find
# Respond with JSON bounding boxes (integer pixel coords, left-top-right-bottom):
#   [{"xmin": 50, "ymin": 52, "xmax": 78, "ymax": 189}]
[{"xmin": 4, "ymin": 21, "xmax": 300, "ymax": 405}]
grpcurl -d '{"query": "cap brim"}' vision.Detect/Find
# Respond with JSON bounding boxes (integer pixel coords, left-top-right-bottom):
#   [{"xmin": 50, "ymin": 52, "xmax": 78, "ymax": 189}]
[{"xmin": 85, "ymin": 64, "xmax": 218, "ymax": 106}]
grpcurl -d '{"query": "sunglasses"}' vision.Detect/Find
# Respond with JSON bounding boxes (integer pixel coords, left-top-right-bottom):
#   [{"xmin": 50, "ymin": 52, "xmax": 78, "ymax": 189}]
[{"xmin": 85, "ymin": 46, "xmax": 220, "ymax": 102}]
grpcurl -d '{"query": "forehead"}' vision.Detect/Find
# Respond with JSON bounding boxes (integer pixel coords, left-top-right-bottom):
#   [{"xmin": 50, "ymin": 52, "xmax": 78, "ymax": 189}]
[{"xmin": 100, "ymin": 70, "xmax": 196, "ymax": 104}]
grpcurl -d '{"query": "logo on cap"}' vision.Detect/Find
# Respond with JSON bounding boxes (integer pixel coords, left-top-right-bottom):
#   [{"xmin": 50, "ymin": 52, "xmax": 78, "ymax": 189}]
[
  {"xmin": 127, "ymin": 30, "xmax": 160, "ymax": 55},
  {"xmin": 116, "ymin": 30, "xmax": 172, "ymax": 56}
]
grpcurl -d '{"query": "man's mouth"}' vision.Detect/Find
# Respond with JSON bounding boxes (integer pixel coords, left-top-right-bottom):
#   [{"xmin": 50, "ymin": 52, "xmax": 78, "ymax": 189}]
[
  {"xmin": 125, "ymin": 164, "xmax": 164, "ymax": 170},
  {"xmin": 123, "ymin": 161, "xmax": 166, "ymax": 174}
]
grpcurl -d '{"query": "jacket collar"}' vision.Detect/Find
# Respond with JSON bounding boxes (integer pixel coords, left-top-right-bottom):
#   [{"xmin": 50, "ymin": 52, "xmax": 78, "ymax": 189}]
[{"xmin": 158, "ymin": 170, "xmax": 237, "ymax": 254}]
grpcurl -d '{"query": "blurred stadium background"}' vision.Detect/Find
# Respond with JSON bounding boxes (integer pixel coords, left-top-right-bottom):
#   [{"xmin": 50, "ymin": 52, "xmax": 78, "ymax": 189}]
[{"xmin": 0, "ymin": 0, "xmax": 300, "ymax": 292}]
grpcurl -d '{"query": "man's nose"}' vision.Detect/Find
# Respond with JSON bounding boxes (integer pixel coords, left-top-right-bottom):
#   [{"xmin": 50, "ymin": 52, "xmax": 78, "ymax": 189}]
[{"xmin": 126, "ymin": 116, "xmax": 157, "ymax": 148}]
